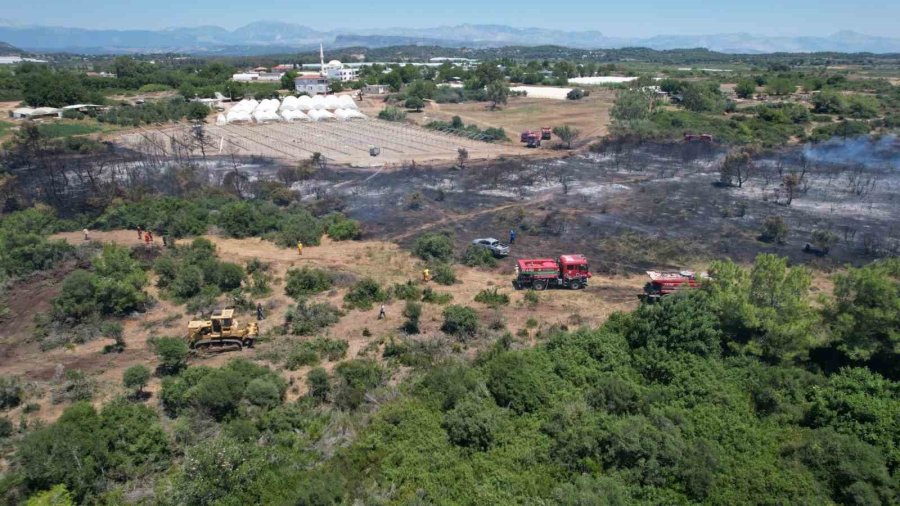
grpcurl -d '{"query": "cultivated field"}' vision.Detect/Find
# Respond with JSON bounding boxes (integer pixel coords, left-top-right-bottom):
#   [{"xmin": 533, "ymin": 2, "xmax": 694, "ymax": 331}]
[
  {"xmin": 116, "ymin": 119, "xmax": 519, "ymax": 166},
  {"xmin": 411, "ymin": 90, "xmax": 618, "ymax": 146}
]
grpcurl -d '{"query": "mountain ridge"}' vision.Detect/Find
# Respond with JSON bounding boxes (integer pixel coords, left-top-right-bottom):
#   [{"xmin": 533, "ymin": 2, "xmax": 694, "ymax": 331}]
[{"xmin": 0, "ymin": 21, "xmax": 898, "ymax": 54}]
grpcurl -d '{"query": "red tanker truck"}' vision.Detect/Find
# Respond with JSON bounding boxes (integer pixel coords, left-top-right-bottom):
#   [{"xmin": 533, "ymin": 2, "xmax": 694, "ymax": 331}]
[
  {"xmin": 639, "ymin": 270, "xmax": 707, "ymax": 302},
  {"xmin": 514, "ymin": 254, "xmax": 591, "ymax": 290}
]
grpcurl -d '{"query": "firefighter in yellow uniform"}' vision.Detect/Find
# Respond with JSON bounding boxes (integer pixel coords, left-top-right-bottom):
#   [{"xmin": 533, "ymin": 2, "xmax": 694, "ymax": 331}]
[
  {"xmin": 422, "ymin": 268, "xmax": 431, "ymax": 282},
  {"xmin": 297, "ymin": 241, "xmax": 303, "ymax": 256}
]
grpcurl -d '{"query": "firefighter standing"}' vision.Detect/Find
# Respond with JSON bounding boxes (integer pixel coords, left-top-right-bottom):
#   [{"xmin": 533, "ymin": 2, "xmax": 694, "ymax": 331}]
[
  {"xmin": 422, "ymin": 268, "xmax": 431, "ymax": 282},
  {"xmin": 509, "ymin": 229, "xmax": 516, "ymax": 245},
  {"xmin": 378, "ymin": 304, "xmax": 386, "ymax": 320},
  {"xmin": 143, "ymin": 231, "xmax": 152, "ymax": 245},
  {"xmin": 137, "ymin": 226, "xmax": 143, "ymax": 241},
  {"xmin": 256, "ymin": 302, "xmax": 265, "ymax": 321},
  {"xmin": 83, "ymin": 228, "xmax": 90, "ymax": 241},
  {"xmin": 297, "ymin": 241, "xmax": 303, "ymax": 255}
]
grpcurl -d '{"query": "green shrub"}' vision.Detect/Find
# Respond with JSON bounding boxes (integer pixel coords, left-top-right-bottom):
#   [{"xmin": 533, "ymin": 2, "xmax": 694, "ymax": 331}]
[
  {"xmin": 284, "ymin": 267, "xmax": 334, "ymax": 300},
  {"xmin": 216, "ymin": 262, "xmax": 245, "ymax": 291},
  {"xmin": 402, "ymin": 300, "xmax": 422, "ymax": 334},
  {"xmin": 760, "ymin": 216, "xmax": 789, "ymax": 244},
  {"xmin": 524, "ymin": 290, "xmax": 540, "ymax": 307},
  {"xmin": 378, "ymin": 106, "xmax": 407, "ymax": 121},
  {"xmin": 431, "ymin": 263, "xmax": 457, "ymax": 285},
  {"xmin": 474, "ymin": 287, "xmax": 510, "ymax": 307},
  {"xmin": 333, "ymin": 359, "xmax": 384, "ymax": 410},
  {"xmin": 285, "ymin": 301, "xmax": 341, "ymax": 335},
  {"xmin": 51, "ymin": 370, "xmax": 96, "ymax": 404},
  {"xmin": 461, "ymin": 244, "xmax": 497, "ymax": 268},
  {"xmin": 422, "ymin": 287, "xmax": 453, "ymax": 305},
  {"xmin": 268, "ymin": 208, "xmax": 323, "ymax": 248},
  {"xmin": 151, "ymin": 337, "xmax": 189, "ymax": 374},
  {"xmin": 443, "ymin": 394, "xmax": 502, "ymax": 450},
  {"xmin": 413, "ymin": 232, "xmax": 454, "ymax": 262},
  {"xmin": 245, "ymin": 377, "xmax": 283, "ymax": 408},
  {"xmin": 323, "ymin": 213, "xmax": 361, "ymax": 241},
  {"xmin": 0, "ymin": 375, "xmax": 23, "ymax": 409},
  {"xmin": 441, "ymin": 305, "xmax": 479, "ymax": 339},
  {"xmin": 343, "ymin": 278, "xmax": 388, "ymax": 310},
  {"xmin": 218, "ymin": 201, "xmax": 277, "ymax": 238},
  {"xmin": 285, "ymin": 345, "xmax": 320, "ymax": 370},
  {"xmin": 391, "ymin": 281, "xmax": 421, "ymax": 301},
  {"xmin": 307, "ymin": 368, "xmax": 330, "ymax": 403}
]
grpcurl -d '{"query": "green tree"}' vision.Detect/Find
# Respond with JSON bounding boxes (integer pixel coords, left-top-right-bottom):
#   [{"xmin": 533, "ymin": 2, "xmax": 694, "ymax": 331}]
[
  {"xmin": 485, "ymin": 80, "xmax": 509, "ymax": 110},
  {"xmin": 826, "ymin": 258, "xmax": 900, "ymax": 364},
  {"xmin": 552, "ymin": 125, "xmax": 581, "ymax": 149},
  {"xmin": 405, "ymin": 96, "xmax": 425, "ymax": 112},
  {"xmin": 25, "ymin": 484, "xmax": 74, "ymax": 506},
  {"xmin": 735, "ymin": 79, "xmax": 756, "ymax": 99},
  {"xmin": 443, "ymin": 393, "xmax": 502, "ymax": 451},
  {"xmin": 610, "ymin": 88, "xmax": 655, "ymax": 128},
  {"xmin": 151, "ymin": 337, "xmax": 189, "ymax": 374},
  {"xmin": 122, "ymin": 365, "xmax": 150, "ymax": 397}
]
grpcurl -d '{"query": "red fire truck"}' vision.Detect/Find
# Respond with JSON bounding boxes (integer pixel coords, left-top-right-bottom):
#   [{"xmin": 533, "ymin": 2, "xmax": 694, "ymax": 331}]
[{"xmin": 514, "ymin": 255, "xmax": 591, "ymax": 290}]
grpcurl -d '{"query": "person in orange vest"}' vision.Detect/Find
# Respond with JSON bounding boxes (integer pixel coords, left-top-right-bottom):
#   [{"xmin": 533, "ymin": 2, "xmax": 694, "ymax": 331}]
[
  {"xmin": 147, "ymin": 231, "xmax": 154, "ymax": 243},
  {"xmin": 144, "ymin": 231, "xmax": 152, "ymax": 245},
  {"xmin": 297, "ymin": 241, "xmax": 303, "ymax": 255}
]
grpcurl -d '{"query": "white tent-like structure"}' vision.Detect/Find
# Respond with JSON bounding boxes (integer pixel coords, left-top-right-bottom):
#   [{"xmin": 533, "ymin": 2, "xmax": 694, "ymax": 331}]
[
  {"xmin": 281, "ymin": 109, "xmax": 309, "ymax": 121},
  {"xmin": 297, "ymin": 95, "xmax": 313, "ymax": 111},
  {"xmin": 334, "ymin": 108, "xmax": 366, "ymax": 121},
  {"xmin": 226, "ymin": 110, "xmax": 252, "ymax": 123},
  {"xmin": 307, "ymin": 109, "xmax": 336, "ymax": 121},
  {"xmin": 279, "ymin": 96, "xmax": 299, "ymax": 111},
  {"xmin": 251, "ymin": 99, "xmax": 282, "ymax": 122},
  {"xmin": 310, "ymin": 95, "xmax": 327, "ymax": 110},
  {"xmin": 324, "ymin": 95, "xmax": 341, "ymax": 110},
  {"xmin": 337, "ymin": 95, "xmax": 359, "ymax": 110}
]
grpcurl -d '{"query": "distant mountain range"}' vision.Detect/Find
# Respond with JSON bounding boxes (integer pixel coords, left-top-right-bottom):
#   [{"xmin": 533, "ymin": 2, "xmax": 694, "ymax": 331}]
[
  {"xmin": 0, "ymin": 41, "xmax": 22, "ymax": 54},
  {"xmin": 0, "ymin": 21, "xmax": 898, "ymax": 55}
]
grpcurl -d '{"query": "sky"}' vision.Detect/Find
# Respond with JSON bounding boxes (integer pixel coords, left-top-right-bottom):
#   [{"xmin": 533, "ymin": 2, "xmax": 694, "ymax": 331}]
[{"xmin": 0, "ymin": 0, "xmax": 897, "ymax": 38}]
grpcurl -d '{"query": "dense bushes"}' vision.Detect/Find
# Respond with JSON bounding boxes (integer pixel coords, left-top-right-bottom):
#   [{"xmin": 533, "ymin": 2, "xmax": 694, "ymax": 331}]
[
  {"xmin": 153, "ymin": 238, "xmax": 244, "ymax": 303},
  {"xmin": 284, "ymin": 301, "xmax": 342, "ymax": 335},
  {"xmin": 17, "ymin": 401, "xmax": 170, "ymax": 501},
  {"xmin": 425, "ymin": 117, "xmax": 508, "ymax": 142},
  {"xmin": 284, "ymin": 267, "xmax": 333, "ymax": 300},
  {"xmin": 0, "ymin": 208, "xmax": 72, "ymax": 278},
  {"xmin": 441, "ymin": 305, "xmax": 479, "ymax": 338},
  {"xmin": 52, "ymin": 244, "xmax": 148, "ymax": 322},
  {"xmin": 343, "ymin": 278, "xmax": 388, "ymax": 310},
  {"xmin": 160, "ymin": 359, "xmax": 286, "ymax": 419},
  {"xmin": 412, "ymin": 232, "xmax": 454, "ymax": 262}
]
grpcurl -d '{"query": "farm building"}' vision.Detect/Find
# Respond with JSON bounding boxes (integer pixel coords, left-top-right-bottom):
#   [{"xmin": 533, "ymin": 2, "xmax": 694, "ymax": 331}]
[{"xmin": 295, "ymin": 74, "xmax": 329, "ymax": 95}]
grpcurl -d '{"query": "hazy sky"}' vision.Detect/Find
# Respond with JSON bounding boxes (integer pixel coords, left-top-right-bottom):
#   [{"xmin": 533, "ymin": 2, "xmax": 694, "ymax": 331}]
[{"xmin": 1, "ymin": 0, "xmax": 897, "ymax": 37}]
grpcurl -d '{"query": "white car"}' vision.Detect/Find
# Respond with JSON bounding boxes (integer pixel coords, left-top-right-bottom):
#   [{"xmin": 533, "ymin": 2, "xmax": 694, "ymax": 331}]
[{"xmin": 472, "ymin": 238, "xmax": 510, "ymax": 257}]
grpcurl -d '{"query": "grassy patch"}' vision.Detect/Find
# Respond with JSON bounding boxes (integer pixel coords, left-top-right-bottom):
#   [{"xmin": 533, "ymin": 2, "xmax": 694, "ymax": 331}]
[{"xmin": 36, "ymin": 121, "xmax": 104, "ymax": 138}]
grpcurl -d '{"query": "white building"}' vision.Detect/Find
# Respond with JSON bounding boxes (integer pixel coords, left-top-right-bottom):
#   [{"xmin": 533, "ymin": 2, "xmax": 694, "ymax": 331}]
[
  {"xmin": 294, "ymin": 74, "xmax": 329, "ymax": 95},
  {"xmin": 231, "ymin": 72, "xmax": 284, "ymax": 83},
  {"xmin": 324, "ymin": 61, "xmax": 358, "ymax": 82}
]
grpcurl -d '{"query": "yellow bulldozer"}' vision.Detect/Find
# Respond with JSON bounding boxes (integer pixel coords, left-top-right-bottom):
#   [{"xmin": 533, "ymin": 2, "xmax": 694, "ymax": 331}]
[{"xmin": 186, "ymin": 308, "xmax": 258, "ymax": 350}]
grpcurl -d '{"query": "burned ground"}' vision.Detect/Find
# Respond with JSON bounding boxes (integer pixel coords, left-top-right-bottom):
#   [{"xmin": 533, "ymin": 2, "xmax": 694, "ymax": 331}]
[{"xmin": 304, "ymin": 136, "xmax": 899, "ymax": 273}]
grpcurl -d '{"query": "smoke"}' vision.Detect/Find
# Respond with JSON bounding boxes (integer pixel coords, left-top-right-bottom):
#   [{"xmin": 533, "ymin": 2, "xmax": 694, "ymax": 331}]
[{"xmin": 802, "ymin": 135, "xmax": 899, "ymax": 170}]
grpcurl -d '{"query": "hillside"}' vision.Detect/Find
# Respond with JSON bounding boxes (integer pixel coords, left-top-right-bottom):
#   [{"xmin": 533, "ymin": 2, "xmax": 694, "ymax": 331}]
[{"xmin": 0, "ymin": 41, "xmax": 21, "ymax": 55}]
